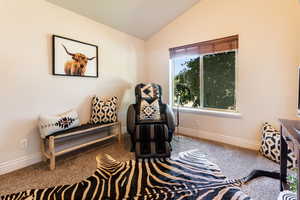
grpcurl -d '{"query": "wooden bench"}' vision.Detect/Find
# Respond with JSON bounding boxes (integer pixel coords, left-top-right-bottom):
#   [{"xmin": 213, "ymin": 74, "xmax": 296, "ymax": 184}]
[{"xmin": 41, "ymin": 121, "xmax": 122, "ymax": 170}]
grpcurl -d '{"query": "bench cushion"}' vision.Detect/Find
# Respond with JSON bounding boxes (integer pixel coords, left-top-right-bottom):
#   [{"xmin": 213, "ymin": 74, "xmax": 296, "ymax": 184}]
[{"xmin": 45, "ymin": 122, "xmax": 118, "ymax": 139}]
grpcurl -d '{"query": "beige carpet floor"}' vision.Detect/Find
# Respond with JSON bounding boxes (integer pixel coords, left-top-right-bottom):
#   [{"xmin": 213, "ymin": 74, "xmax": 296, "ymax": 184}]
[{"xmin": 0, "ymin": 135, "xmax": 279, "ymax": 200}]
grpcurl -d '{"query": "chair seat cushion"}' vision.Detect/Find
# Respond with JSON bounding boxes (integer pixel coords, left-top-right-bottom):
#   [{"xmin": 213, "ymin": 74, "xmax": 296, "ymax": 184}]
[
  {"xmin": 260, "ymin": 122, "xmax": 297, "ymax": 169},
  {"xmin": 45, "ymin": 122, "xmax": 111, "ymax": 139},
  {"xmin": 137, "ymin": 120, "xmax": 165, "ymax": 124}
]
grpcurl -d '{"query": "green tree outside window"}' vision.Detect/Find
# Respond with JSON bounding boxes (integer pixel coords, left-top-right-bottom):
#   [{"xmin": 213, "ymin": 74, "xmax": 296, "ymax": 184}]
[{"xmin": 174, "ymin": 51, "xmax": 236, "ymax": 111}]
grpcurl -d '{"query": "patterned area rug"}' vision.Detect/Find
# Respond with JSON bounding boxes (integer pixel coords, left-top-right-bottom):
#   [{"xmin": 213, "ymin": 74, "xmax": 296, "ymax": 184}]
[
  {"xmin": 1, "ymin": 150, "xmax": 251, "ymax": 200},
  {"xmin": 277, "ymin": 191, "xmax": 296, "ymax": 200}
]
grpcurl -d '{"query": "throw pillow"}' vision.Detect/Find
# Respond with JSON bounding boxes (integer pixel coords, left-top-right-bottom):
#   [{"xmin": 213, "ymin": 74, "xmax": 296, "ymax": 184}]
[
  {"xmin": 139, "ymin": 99, "xmax": 161, "ymax": 121},
  {"xmin": 39, "ymin": 109, "xmax": 80, "ymax": 139},
  {"xmin": 90, "ymin": 96, "xmax": 118, "ymax": 124},
  {"xmin": 260, "ymin": 122, "xmax": 297, "ymax": 169}
]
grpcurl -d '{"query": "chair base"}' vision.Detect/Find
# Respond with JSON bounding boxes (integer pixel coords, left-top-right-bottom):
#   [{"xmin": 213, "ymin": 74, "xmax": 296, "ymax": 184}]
[
  {"xmin": 135, "ymin": 141, "xmax": 171, "ymax": 158},
  {"xmin": 133, "ymin": 124, "xmax": 172, "ymax": 158}
]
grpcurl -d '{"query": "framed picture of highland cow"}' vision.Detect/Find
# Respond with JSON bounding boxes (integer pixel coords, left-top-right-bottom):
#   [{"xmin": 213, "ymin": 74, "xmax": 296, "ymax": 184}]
[{"xmin": 52, "ymin": 35, "xmax": 98, "ymax": 78}]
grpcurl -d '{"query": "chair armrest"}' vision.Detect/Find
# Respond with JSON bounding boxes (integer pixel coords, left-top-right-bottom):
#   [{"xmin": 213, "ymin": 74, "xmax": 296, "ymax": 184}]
[
  {"xmin": 127, "ymin": 104, "xmax": 137, "ymax": 135},
  {"xmin": 163, "ymin": 104, "xmax": 176, "ymax": 131}
]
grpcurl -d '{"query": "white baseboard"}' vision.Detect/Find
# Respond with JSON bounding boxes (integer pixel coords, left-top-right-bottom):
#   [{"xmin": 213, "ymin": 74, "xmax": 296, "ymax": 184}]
[
  {"xmin": 0, "ymin": 153, "xmax": 42, "ymax": 175},
  {"xmin": 0, "ymin": 127, "xmax": 258, "ymax": 175},
  {"xmin": 178, "ymin": 126, "xmax": 260, "ymax": 151},
  {"xmin": 0, "ymin": 128, "xmax": 127, "ymax": 175}
]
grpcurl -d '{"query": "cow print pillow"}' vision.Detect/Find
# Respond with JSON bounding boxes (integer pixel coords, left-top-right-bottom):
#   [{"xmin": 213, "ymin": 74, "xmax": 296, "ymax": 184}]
[
  {"xmin": 260, "ymin": 122, "xmax": 297, "ymax": 169},
  {"xmin": 90, "ymin": 96, "xmax": 118, "ymax": 124}
]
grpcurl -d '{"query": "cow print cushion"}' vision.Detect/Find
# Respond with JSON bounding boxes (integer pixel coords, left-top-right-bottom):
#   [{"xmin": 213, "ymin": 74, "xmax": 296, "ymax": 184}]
[
  {"xmin": 260, "ymin": 122, "xmax": 297, "ymax": 169},
  {"xmin": 90, "ymin": 96, "xmax": 118, "ymax": 124},
  {"xmin": 39, "ymin": 109, "xmax": 80, "ymax": 139}
]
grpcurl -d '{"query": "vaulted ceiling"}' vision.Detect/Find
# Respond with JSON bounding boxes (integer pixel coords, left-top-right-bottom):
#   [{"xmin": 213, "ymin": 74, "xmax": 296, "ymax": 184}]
[{"xmin": 46, "ymin": 0, "xmax": 200, "ymax": 40}]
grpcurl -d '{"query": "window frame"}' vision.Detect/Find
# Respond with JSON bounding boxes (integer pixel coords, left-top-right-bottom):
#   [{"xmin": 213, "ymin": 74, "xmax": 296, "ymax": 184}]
[{"xmin": 169, "ymin": 49, "xmax": 240, "ymax": 116}]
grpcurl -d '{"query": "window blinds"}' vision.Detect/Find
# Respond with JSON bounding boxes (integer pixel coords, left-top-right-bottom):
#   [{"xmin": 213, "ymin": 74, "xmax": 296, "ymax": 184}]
[{"xmin": 169, "ymin": 35, "xmax": 238, "ymax": 59}]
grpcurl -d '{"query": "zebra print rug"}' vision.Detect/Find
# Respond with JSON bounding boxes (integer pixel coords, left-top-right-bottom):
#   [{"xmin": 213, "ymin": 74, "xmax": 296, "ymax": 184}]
[
  {"xmin": 277, "ymin": 191, "xmax": 296, "ymax": 200},
  {"xmin": 1, "ymin": 150, "xmax": 252, "ymax": 200}
]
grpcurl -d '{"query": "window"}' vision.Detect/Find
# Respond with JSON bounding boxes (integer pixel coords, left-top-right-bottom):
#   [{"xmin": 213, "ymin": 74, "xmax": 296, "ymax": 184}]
[{"xmin": 170, "ymin": 35, "xmax": 238, "ymax": 113}]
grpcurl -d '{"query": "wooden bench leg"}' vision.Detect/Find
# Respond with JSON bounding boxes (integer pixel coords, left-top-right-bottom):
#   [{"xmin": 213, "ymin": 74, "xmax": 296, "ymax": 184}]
[
  {"xmin": 50, "ymin": 155, "xmax": 55, "ymax": 170},
  {"xmin": 40, "ymin": 139, "xmax": 47, "ymax": 162},
  {"xmin": 49, "ymin": 136, "xmax": 55, "ymax": 170}
]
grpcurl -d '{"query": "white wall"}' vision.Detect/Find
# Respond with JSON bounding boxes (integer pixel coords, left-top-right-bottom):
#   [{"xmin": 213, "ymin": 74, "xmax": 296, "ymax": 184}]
[
  {"xmin": 145, "ymin": 0, "xmax": 300, "ymax": 149},
  {"xmin": 0, "ymin": 0, "xmax": 145, "ymax": 173},
  {"xmin": 1, "ymin": 0, "xmax": 300, "ymax": 175}
]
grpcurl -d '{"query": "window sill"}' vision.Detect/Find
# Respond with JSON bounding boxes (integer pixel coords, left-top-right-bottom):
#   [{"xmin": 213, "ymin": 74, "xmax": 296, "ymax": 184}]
[{"xmin": 172, "ymin": 107, "xmax": 242, "ymax": 119}]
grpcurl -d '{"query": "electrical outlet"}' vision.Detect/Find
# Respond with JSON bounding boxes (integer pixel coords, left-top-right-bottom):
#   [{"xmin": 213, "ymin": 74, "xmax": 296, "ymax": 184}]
[{"xmin": 20, "ymin": 139, "xmax": 28, "ymax": 150}]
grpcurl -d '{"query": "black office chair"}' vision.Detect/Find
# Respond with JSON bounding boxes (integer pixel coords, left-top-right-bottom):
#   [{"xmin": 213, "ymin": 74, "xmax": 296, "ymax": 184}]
[{"xmin": 127, "ymin": 83, "xmax": 176, "ymax": 158}]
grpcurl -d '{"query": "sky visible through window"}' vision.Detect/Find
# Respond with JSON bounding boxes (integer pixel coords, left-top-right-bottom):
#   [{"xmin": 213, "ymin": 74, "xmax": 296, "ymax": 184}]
[{"xmin": 173, "ymin": 55, "xmax": 199, "ymax": 76}]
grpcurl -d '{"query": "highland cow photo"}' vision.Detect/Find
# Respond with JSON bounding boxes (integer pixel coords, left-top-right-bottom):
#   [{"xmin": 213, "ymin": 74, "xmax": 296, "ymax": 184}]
[{"xmin": 52, "ymin": 35, "xmax": 98, "ymax": 77}]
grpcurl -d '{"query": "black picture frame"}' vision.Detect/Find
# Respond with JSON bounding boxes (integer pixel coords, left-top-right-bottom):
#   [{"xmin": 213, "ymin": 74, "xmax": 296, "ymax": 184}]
[{"xmin": 52, "ymin": 35, "xmax": 99, "ymax": 78}]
